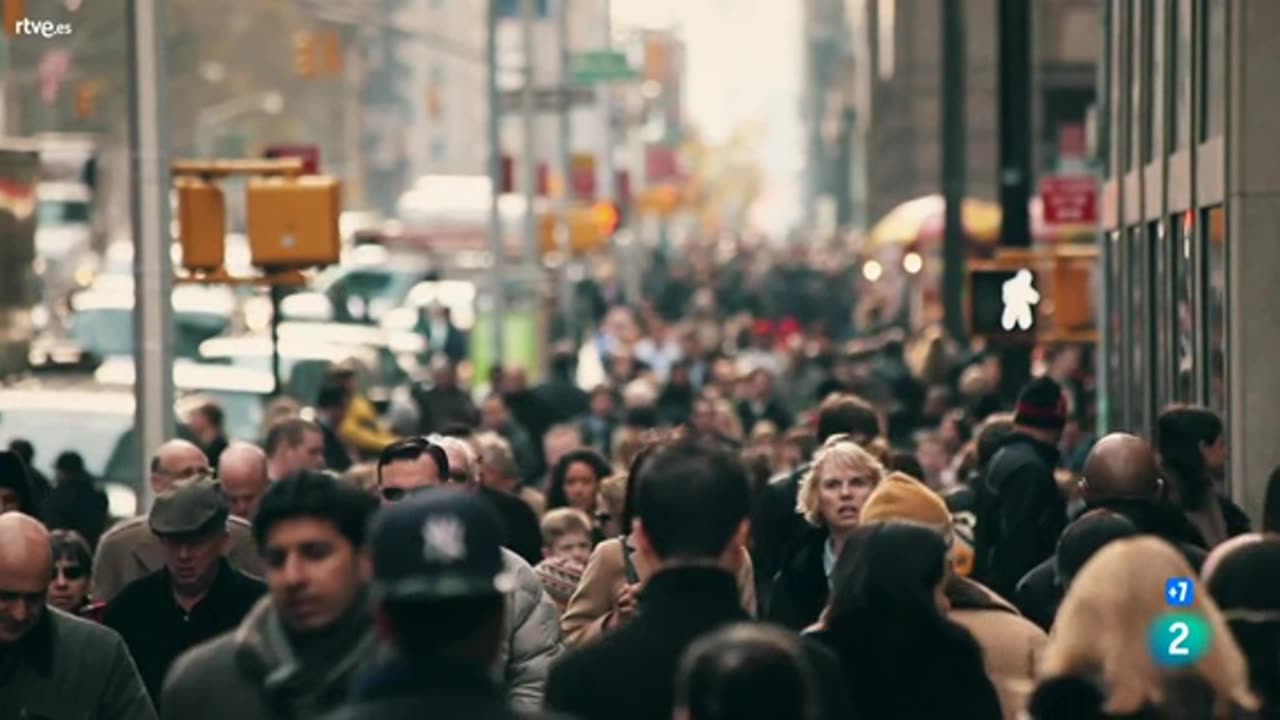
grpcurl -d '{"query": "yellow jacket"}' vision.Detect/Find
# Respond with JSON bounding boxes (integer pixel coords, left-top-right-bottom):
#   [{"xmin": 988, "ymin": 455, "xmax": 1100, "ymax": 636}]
[{"xmin": 340, "ymin": 394, "xmax": 399, "ymax": 456}]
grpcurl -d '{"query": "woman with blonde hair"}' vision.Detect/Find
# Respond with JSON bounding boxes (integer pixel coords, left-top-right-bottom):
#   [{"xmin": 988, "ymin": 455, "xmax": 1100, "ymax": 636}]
[
  {"xmin": 1029, "ymin": 536, "xmax": 1257, "ymax": 720},
  {"xmin": 766, "ymin": 434, "xmax": 886, "ymax": 630}
]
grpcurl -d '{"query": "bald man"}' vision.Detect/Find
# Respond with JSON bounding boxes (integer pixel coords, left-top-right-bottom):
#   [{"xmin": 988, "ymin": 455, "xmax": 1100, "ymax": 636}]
[
  {"xmin": 218, "ymin": 442, "xmax": 269, "ymax": 520},
  {"xmin": 0, "ymin": 513, "xmax": 156, "ymax": 719},
  {"xmin": 92, "ymin": 439, "xmax": 264, "ymax": 603}
]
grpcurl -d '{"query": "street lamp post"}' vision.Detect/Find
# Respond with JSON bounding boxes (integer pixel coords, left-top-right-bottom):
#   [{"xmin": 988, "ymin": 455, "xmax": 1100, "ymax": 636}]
[{"xmin": 194, "ymin": 90, "xmax": 285, "ymax": 157}]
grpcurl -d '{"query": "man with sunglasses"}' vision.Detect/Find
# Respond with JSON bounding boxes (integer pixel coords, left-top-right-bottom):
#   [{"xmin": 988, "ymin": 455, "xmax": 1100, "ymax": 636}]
[
  {"xmin": 375, "ymin": 434, "xmax": 563, "ymax": 715},
  {"xmin": 0, "ymin": 512, "xmax": 156, "ymax": 719},
  {"xmin": 92, "ymin": 439, "xmax": 264, "ymax": 603}
]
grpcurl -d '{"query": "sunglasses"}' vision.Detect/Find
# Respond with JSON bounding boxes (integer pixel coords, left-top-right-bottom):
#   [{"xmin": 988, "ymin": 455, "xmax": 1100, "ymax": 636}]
[
  {"xmin": 380, "ymin": 486, "xmax": 413, "ymax": 502},
  {"xmin": 595, "ymin": 512, "xmax": 613, "ymax": 525},
  {"xmin": 53, "ymin": 565, "xmax": 88, "ymax": 581}
]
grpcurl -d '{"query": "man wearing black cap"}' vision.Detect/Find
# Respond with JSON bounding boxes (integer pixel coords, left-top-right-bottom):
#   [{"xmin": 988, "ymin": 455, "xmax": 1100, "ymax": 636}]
[
  {"xmin": 104, "ymin": 476, "xmax": 265, "ymax": 703},
  {"xmin": 972, "ymin": 375, "xmax": 1069, "ymax": 600},
  {"xmin": 321, "ymin": 489, "xmax": 528, "ymax": 720}
]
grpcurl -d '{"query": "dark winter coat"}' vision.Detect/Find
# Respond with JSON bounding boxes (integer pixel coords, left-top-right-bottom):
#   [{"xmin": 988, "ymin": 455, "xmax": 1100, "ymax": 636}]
[
  {"xmin": 766, "ymin": 527, "xmax": 829, "ymax": 631},
  {"xmin": 974, "ymin": 432, "xmax": 1067, "ymax": 600},
  {"xmin": 752, "ymin": 464, "xmax": 811, "ymax": 607},
  {"xmin": 321, "ymin": 660, "xmax": 530, "ymax": 720},
  {"xmin": 546, "ymin": 566, "xmax": 851, "ymax": 720},
  {"xmin": 1027, "ymin": 673, "xmax": 1245, "ymax": 720},
  {"xmin": 42, "ymin": 474, "xmax": 110, "ymax": 549},
  {"xmin": 0, "ymin": 607, "xmax": 157, "ymax": 720}
]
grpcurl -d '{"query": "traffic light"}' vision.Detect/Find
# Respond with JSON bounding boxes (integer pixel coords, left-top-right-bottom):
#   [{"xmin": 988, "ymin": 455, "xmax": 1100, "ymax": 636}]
[
  {"xmin": 592, "ymin": 200, "xmax": 622, "ymax": 237},
  {"xmin": 1050, "ymin": 252, "xmax": 1097, "ymax": 334},
  {"xmin": 246, "ymin": 175, "xmax": 341, "ymax": 268},
  {"xmin": 174, "ymin": 177, "xmax": 226, "ymax": 273},
  {"xmin": 75, "ymin": 82, "xmax": 99, "ymax": 120},
  {"xmin": 320, "ymin": 30, "xmax": 343, "ymax": 77},
  {"xmin": 294, "ymin": 31, "xmax": 317, "ymax": 78}
]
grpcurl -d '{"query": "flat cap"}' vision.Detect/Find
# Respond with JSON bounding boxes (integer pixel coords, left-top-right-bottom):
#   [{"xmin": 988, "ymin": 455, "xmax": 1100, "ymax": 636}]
[{"xmin": 149, "ymin": 475, "xmax": 229, "ymax": 537}]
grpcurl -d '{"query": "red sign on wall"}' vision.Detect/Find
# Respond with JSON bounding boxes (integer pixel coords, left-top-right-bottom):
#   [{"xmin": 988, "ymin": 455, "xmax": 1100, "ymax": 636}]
[{"xmin": 1040, "ymin": 175, "xmax": 1099, "ymax": 225}]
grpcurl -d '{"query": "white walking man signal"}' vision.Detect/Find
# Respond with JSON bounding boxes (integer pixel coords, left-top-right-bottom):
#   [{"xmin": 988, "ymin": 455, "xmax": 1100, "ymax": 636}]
[{"xmin": 1001, "ymin": 269, "xmax": 1039, "ymax": 331}]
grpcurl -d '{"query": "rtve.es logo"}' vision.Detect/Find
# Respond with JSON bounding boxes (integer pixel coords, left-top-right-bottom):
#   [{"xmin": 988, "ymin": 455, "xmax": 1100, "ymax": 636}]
[{"xmin": 14, "ymin": 17, "xmax": 73, "ymax": 38}]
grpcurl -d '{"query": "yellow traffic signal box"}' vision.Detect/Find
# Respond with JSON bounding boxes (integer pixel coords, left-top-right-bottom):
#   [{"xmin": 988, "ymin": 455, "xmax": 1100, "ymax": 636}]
[
  {"xmin": 175, "ymin": 177, "xmax": 226, "ymax": 273},
  {"xmin": 294, "ymin": 31, "xmax": 317, "ymax": 78},
  {"xmin": 246, "ymin": 175, "xmax": 341, "ymax": 269}
]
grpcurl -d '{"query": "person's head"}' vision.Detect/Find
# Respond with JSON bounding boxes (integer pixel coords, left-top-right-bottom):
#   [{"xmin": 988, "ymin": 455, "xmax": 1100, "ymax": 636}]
[
  {"xmin": 315, "ymin": 380, "xmax": 353, "ymax": 425},
  {"xmin": 264, "ymin": 417, "xmax": 326, "ymax": 478},
  {"xmin": 631, "ymin": 439, "xmax": 752, "ymax": 569},
  {"xmin": 590, "ymin": 385, "xmax": 616, "ymax": 417},
  {"xmin": 370, "ymin": 489, "xmax": 514, "ymax": 666},
  {"xmin": 149, "ymin": 476, "xmax": 230, "ymax": 598},
  {"xmin": 548, "ymin": 449, "xmax": 613, "ymax": 514},
  {"xmin": 1205, "ymin": 535, "xmax": 1280, "ymax": 712},
  {"xmin": 53, "ymin": 451, "xmax": 86, "ymax": 482},
  {"xmin": 796, "ymin": 435, "xmax": 887, "ymax": 537},
  {"xmin": 7, "ymin": 440, "xmax": 34, "ymax": 466},
  {"xmin": 675, "ymin": 623, "xmax": 821, "ymax": 720},
  {"xmin": 974, "ymin": 412, "xmax": 1015, "ymax": 469},
  {"xmin": 540, "ymin": 508, "xmax": 593, "ymax": 565},
  {"xmin": 500, "ymin": 365, "xmax": 528, "ymax": 394},
  {"xmin": 1012, "ymin": 376, "xmax": 1068, "ymax": 444},
  {"xmin": 938, "ymin": 409, "xmax": 973, "ymax": 454},
  {"xmin": 543, "ymin": 424, "xmax": 584, "ymax": 468},
  {"xmin": 1079, "ymin": 432, "xmax": 1164, "ymax": 504},
  {"xmin": 218, "ymin": 442, "xmax": 270, "ymax": 520},
  {"xmin": 253, "ymin": 470, "xmax": 378, "ymax": 632},
  {"xmin": 187, "ymin": 401, "xmax": 225, "ymax": 446},
  {"xmin": 825, "ymin": 522, "xmax": 952, "ymax": 641},
  {"xmin": 481, "ymin": 394, "xmax": 510, "ymax": 431},
  {"xmin": 149, "ymin": 439, "xmax": 211, "ymax": 497},
  {"xmin": 376, "ymin": 437, "xmax": 450, "ymax": 504},
  {"xmin": 596, "ymin": 473, "xmax": 628, "ymax": 537},
  {"xmin": 435, "ymin": 435, "xmax": 479, "ymax": 486},
  {"xmin": 815, "ymin": 393, "xmax": 881, "ymax": 445},
  {"xmin": 0, "ymin": 451, "xmax": 35, "ymax": 516},
  {"xmin": 549, "ymin": 347, "xmax": 577, "ymax": 381},
  {"xmin": 0, "ymin": 513, "xmax": 51, "ymax": 645},
  {"xmin": 1041, "ymin": 536, "xmax": 1255, "ymax": 715},
  {"xmin": 691, "ymin": 395, "xmax": 718, "ymax": 436},
  {"xmin": 46, "ymin": 529, "xmax": 92, "ymax": 613},
  {"xmin": 1052, "ymin": 509, "xmax": 1140, "ymax": 589},
  {"xmin": 1156, "ymin": 405, "xmax": 1227, "ymax": 508},
  {"xmin": 475, "ymin": 432, "xmax": 520, "ymax": 493},
  {"xmin": 747, "ymin": 368, "xmax": 773, "ymax": 401},
  {"xmin": 430, "ymin": 356, "xmax": 457, "ymax": 388},
  {"xmin": 779, "ymin": 428, "xmax": 817, "ymax": 471}
]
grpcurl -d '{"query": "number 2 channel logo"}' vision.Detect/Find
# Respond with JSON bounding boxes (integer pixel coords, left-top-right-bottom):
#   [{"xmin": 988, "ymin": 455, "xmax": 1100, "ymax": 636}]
[{"xmin": 1149, "ymin": 613, "xmax": 1212, "ymax": 667}]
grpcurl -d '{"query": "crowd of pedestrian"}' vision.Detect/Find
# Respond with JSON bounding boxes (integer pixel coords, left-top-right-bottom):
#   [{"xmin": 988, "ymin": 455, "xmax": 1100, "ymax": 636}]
[{"xmin": 2, "ymin": 238, "xmax": 1279, "ymax": 719}]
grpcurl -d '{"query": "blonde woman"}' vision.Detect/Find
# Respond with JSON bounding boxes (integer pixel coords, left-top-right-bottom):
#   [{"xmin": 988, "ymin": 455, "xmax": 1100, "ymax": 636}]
[
  {"xmin": 765, "ymin": 434, "xmax": 886, "ymax": 630},
  {"xmin": 1029, "ymin": 536, "xmax": 1257, "ymax": 720}
]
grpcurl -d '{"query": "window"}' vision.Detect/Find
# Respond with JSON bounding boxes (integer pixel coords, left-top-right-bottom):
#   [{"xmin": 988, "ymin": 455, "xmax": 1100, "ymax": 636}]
[
  {"xmin": 1152, "ymin": 220, "xmax": 1171, "ymax": 408},
  {"xmin": 1172, "ymin": 0, "xmax": 1192, "ymax": 149},
  {"xmin": 1107, "ymin": 0, "xmax": 1122, "ymax": 174},
  {"xmin": 1106, "ymin": 231, "xmax": 1125, "ymax": 431},
  {"xmin": 1201, "ymin": 0, "xmax": 1225, "ymax": 139},
  {"xmin": 877, "ymin": 0, "xmax": 896, "ymax": 80},
  {"xmin": 1203, "ymin": 205, "xmax": 1227, "ymax": 417},
  {"xmin": 1172, "ymin": 213, "xmax": 1196, "ymax": 401},
  {"xmin": 1142, "ymin": 0, "xmax": 1159, "ymax": 163},
  {"xmin": 1128, "ymin": 2, "xmax": 1141, "ymax": 171},
  {"xmin": 1128, "ymin": 226, "xmax": 1151, "ymax": 433}
]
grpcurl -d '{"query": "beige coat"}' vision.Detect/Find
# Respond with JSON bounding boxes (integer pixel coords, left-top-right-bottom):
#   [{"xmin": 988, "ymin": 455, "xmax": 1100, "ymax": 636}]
[
  {"xmin": 560, "ymin": 536, "xmax": 757, "ymax": 648},
  {"xmin": 91, "ymin": 514, "xmax": 264, "ymax": 603},
  {"xmin": 949, "ymin": 583, "xmax": 1048, "ymax": 720}
]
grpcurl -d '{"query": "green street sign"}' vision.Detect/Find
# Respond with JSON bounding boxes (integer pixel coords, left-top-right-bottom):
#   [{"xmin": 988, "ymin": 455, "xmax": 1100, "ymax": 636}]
[{"xmin": 571, "ymin": 50, "xmax": 638, "ymax": 85}]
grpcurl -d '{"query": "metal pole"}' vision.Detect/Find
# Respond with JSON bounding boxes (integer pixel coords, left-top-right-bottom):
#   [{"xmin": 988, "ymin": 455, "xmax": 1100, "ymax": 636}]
[
  {"xmin": 556, "ymin": 0, "xmax": 576, "ymax": 341},
  {"xmin": 270, "ymin": 284, "xmax": 283, "ymax": 396},
  {"xmin": 941, "ymin": 0, "xmax": 968, "ymax": 345},
  {"xmin": 127, "ymin": 0, "xmax": 175, "ymax": 510},
  {"xmin": 344, "ymin": 28, "xmax": 365, "ymax": 207},
  {"xmin": 595, "ymin": 0, "xmax": 614, "ymax": 202},
  {"xmin": 997, "ymin": 0, "xmax": 1033, "ymax": 401},
  {"xmin": 487, "ymin": 0, "xmax": 508, "ymax": 365},
  {"xmin": 521, "ymin": 0, "xmax": 539, "ymax": 272}
]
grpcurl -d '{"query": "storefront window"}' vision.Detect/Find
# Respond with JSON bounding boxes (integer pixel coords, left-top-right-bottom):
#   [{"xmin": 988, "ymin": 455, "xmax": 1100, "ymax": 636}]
[
  {"xmin": 1201, "ymin": 0, "xmax": 1225, "ymax": 139},
  {"xmin": 1128, "ymin": 227, "xmax": 1150, "ymax": 433},
  {"xmin": 1172, "ymin": 0, "xmax": 1192, "ymax": 149},
  {"xmin": 1152, "ymin": 220, "xmax": 1170, "ymax": 408},
  {"xmin": 1106, "ymin": 231, "xmax": 1125, "ymax": 432},
  {"xmin": 1204, "ymin": 205, "xmax": 1227, "ymax": 417},
  {"xmin": 1172, "ymin": 213, "xmax": 1196, "ymax": 401}
]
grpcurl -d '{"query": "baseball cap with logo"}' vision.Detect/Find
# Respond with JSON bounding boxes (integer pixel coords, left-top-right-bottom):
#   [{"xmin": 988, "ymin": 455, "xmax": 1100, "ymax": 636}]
[{"xmin": 370, "ymin": 488, "xmax": 516, "ymax": 601}]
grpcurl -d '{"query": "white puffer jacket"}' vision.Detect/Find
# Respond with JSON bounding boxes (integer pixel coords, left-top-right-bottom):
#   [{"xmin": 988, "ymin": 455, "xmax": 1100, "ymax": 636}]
[{"xmin": 496, "ymin": 548, "xmax": 565, "ymax": 716}]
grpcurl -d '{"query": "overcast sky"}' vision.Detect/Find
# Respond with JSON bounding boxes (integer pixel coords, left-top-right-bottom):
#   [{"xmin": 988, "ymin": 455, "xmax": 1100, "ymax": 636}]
[{"xmin": 614, "ymin": 0, "xmax": 804, "ymax": 234}]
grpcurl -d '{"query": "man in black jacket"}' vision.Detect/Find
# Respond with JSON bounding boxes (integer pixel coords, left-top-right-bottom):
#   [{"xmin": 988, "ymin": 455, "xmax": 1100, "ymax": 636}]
[
  {"xmin": 546, "ymin": 439, "xmax": 851, "ymax": 720},
  {"xmin": 973, "ymin": 376, "xmax": 1069, "ymax": 601}
]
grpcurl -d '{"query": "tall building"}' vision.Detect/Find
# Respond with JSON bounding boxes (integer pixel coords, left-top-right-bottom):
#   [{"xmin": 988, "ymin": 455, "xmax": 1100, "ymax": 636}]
[
  {"xmin": 844, "ymin": 0, "xmax": 1099, "ymax": 225},
  {"xmin": 1099, "ymin": 0, "xmax": 1279, "ymax": 518}
]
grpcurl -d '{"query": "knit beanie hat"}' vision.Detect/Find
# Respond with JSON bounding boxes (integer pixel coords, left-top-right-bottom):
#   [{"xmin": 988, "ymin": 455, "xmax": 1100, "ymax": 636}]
[
  {"xmin": 1014, "ymin": 376, "xmax": 1068, "ymax": 430},
  {"xmin": 860, "ymin": 471, "xmax": 952, "ymax": 531}
]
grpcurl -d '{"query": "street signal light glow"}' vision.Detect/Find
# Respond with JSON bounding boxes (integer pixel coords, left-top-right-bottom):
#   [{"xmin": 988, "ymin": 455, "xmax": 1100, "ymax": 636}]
[
  {"xmin": 862, "ymin": 260, "xmax": 883, "ymax": 282},
  {"xmin": 903, "ymin": 251, "xmax": 923, "ymax": 275},
  {"xmin": 592, "ymin": 201, "xmax": 621, "ymax": 236}
]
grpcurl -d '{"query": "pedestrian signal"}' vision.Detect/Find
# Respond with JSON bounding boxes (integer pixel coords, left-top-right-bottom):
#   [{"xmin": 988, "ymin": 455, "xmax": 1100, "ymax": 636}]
[
  {"xmin": 175, "ymin": 178, "xmax": 226, "ymax": 273},
  {"xmin": 246, "ymin": 176, "xmax": 341, "ymax": 268}
]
